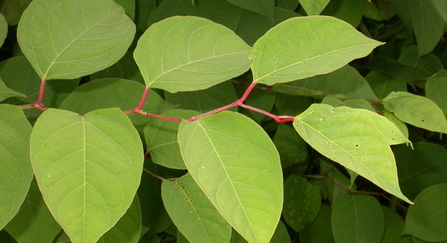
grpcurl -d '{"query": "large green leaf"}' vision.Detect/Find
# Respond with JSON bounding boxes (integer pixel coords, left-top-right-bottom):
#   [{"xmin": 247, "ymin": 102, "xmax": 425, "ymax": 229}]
[
  {"xmin": 282, "ymin": 175, "xmax": 321, "ymax": 232},
  {"xmin": 134, "ymin": 16, "xmax": 251, "ymax": 92},
  {"xmin": 162, "ymin": 173, "xmax": 232, "ymax": 243},
  {"xmin": 30, "ymin": 108, "xmax": 143, "ymax": 243},
  {"xmin": 293, "ymin": 104, "xmax": 411, "ymax": 203},
  {"xmin": 382, "ymin": 91, "xmax": 447, "ymax": 134},
  {"xmin": 0, "ymin": 13, "xmax": 7, "ymax": 47},
  {"xmin": 273, "ymin": 65, "xmax": 379, "ymax": 100},
  {"xmin": 249, "ymin": 16, "xmax": 383, "ymax": 85},
  {"xmin": 331, "ymin": 194, "xmax": 385, "ymax": 243},
  {"xmin": 299, "ymin": 0, "xmax": 330, "ymax": 15},
  {"xmin": 0, "ymin": 104, "xmax": 33, "ymax": 229},
  {"xmin": 17, "ymin": 0, "xmax": 136, "ymax": 80},
  {"xmin": 4, "ymin": 179, "xmax": 61, "ymax": 243},
  {"xmin": 227, "ymin": 0, "xmax": 274, "ymax": 23},
  {"xmin": 365, "ymin": 71, "xmax": 407, "ymax": 100},
  {"xmin": 381, "ymin": 206, "xmax": 405, "ymax": 243},
  {"xmin": 403, "ymin": 183, "xmax": 447, "ymax": 241},
  {"xmin": 178, "ymin": 111, "xmax": 283, "ymax": 243}
]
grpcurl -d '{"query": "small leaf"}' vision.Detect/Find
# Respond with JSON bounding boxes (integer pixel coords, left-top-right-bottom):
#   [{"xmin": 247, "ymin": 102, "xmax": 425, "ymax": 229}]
[
  {"xmin": 282, "ymin": 175, "xmax": 321, "ymax": 232},
  {"xmin": 299, "ymin": 0, "xmax": 330, "ymax": 15},
  {"xmin": 134, "ymin": 16, "xmax": 251, "ymax": 92},
  {"xmin": 162, "ymin": 173, "xmax": 232, "ymax": 243},
  {"xmin": 365, "ymin": 70, "xmax": 407, "ymax": 100},
  {"xmin": 316, "ymin": 159, "xmax": 356, "ymax": 203},
  {"xmin": 381, "ymin": 206, "xmax": 405, "ymax": 243},
  {"xmin": 273, "ymin": 65, "xmax": 379, "ymax": 101},
  {"xmin": 403, "ymin": 183, "xmax": 447, "ymax": 241},
  {"xmin": 0, "ymin": 78, "xmax": 25, "ymax": 102},
  {"xmin": 382, "ymin": 91, "xmax": 447, "ymax": 134},
  {"xmin": 30, "ymin": 108, "xmax": 143, "ymax": 243},
  {"xmin": 426, "ymin": 70, "xmax": 447, "ymax": 117},
  {"xmin": 144, "ymin": 109, "xmax": 200, "ymax": 170},
  {"xmin": 0, "ymin": 104, "xmax": 33, "ymax": 229},
  {"xmin": 250, "ymin": 16, "xmax": 383, "ymax": 85},
  {"xmin": 331, "ymin": 194, "xmax": 385, "ymax": 243},
  {"xmin": 320, "ymin": 0, "xmax": 364, "ymax": 27},
  {"xmin": 178, "ymin": 111, "xmax": 283, "ymax": 243},
  {"xmin": 17, "ymin": 0, "xmax": 136, "ymax": 80},
  {"xmin": 273, "ymin": 124, "xmax": 308, "ymax": 167},
  {"xmin": 293, "ymin": 104, "xmax": 411, "ymax": 203}
]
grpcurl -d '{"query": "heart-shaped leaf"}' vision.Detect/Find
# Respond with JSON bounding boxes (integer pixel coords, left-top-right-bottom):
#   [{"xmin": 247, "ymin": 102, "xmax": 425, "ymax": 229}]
[
  {"xmin": 30, "ymin": 108, "xmax": 143, "ymax": 243},
  {"xmin": 134, "ymin": 16, "xmax": 251, "ymax": 92},
  {"xmin": 178, "ymin": 111, "xmax": 283, "ymax": 243},
  {"xmin": 249, "ymin": 16, "xmax": 383, "ymax": 85},
  {"xmin": 17, "ymin": 0, "xmax": 135, "ymax": 80},
  {"xmin": 293, "ymin": 104, "xmax": 411, "ymax": 203}
]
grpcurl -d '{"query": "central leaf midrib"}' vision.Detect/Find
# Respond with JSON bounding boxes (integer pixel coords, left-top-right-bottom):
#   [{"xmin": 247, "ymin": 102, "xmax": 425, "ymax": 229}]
[{"xmin": 196, "ymin": 122, "xmax": 258, "ymax": 242}]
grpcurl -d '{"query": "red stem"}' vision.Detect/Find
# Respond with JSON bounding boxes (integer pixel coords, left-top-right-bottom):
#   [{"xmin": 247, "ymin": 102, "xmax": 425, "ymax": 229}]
[
  {"xmin": 239, "ymin": 103, "xmax": 295, "ymax": 123},
  {"xmin": 29, "ymin": 79, "xmax": 47, "ymax": 111},
  {"xmin": 370, "ymin": 100, "xmax": 383, "ymax": 106}
]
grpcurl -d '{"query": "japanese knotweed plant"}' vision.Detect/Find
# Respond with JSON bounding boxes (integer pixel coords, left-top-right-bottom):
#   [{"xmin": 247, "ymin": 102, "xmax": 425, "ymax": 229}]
[{"xmin": 1, "ymin": 0, "xmax": 447, "ymax": 243}]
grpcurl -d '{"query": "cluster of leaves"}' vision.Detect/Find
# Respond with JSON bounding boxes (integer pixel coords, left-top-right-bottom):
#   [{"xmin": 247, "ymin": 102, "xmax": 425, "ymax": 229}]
[{"xmin": 1, "ymin": 0, "xmax": 447, "ymax": 243}]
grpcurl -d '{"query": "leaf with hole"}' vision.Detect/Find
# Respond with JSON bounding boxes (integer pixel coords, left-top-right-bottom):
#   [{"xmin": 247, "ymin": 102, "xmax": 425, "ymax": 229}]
[
  {"xmin": 383, "ymin": 91, "xmax": 447, "ymax": 134},
  {"xmin": 134, "ymin": 16, "xmax": 251, "ymax": 92},
  {"xmin": 293, "ymin": 104, "xmax": 411, "ymax": 203},
  {"xmin": 178, "ymin": 111, "xmax": 283, "ymax": 243},
  {"xmin": 29, "ymin": 108, "xmax": 143, "ymax": 243},
  {"xmin": 249, "ymin": 16, "xmax": 383, "ymax": 85},
  {"xmin": 17, "ymin": 0, "xmax": 135, "ymax": 80}
]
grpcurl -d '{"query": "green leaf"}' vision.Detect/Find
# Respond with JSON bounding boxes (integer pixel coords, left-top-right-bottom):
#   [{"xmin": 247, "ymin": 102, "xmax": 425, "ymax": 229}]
[
  {"xmin": 0, "ymin": 0, "xmax": 31, "ymax": 26},
  {"xmin": 0, "ymin": 104, "xmax": 33, "ymax": 229},
  {"xmin": 144, "ymin": 109, "xmax": 200, "ymax": 170},
  {"xmin": 395, "ymin": 142, "xmax": 447, "ymax": 200},
  {"xmin": 4, "ymin": 179, "xmax": 61, "ymax": 243},
  {"xmin": 426, "ymin": 70, "xmax": 447, "ymax": 117},
  {"xmin": 0, "ymin": 13, "xmax": 7, "ymax": 47},
  {"xmin": 113, "ymin": 0, "xmax": 135, "ymax": 20},
  {"xmin": 331, "ymin": 194, "xmax": 385, "ymax": 243},
  {"xmin": 178, "ymin": 111, "xmax": 283, "ymax": 243},
  {"xmin": 0, "ymin": 78, "xmax": 25, "ymax": 102},
  {"xmin": 227, "ymin": 0, "xmax": 275, "ymax": 23},
  {"xmin": 30, "ymin": 108, "xmax": 144, "ymax": 243},
  {"xmin": 381, "ymin": 205, "xmax": 405, "ymax": 243},
  {"xmin": 164, "ymin": 81, "xmax": 238, "ymax": 113},
  {"xmin": 0, "ymin": 56, "xmax": 80, "ymax": 107},
  {"xmin": 363, "ymin": 0, "xmax": 397, "ymax": 21},
  {"xmin": 162, "ymin": 173, "xmax": 232, "ymax": 243},
  {"xmin": 59, "ymin": 78, "xmax": 176, "ymax": 135},
  {"xmin": 250, "ymin": 16, "xmax": 383, "ymax": 85},
  {"xmin": 273, "ymin": 124, "xmax": 308, "ymax": 167},
  {"xmin": 315, "ymin": 159, "xmax": 356, "ymax": 203},
  {"xmin": 383, "ymin": 111, "xmax": 409, "ymax": 139},
  {"xmin": 299, "ymin": 205, "xmax": 335, "ymax": 243},
  {"xmin": 273, "ymin": 65, "xmax": 379, "ymax": 101},
  {"xmin": 299, "ymin": 0, "xmax": 330, "ymax": 15},
  {"xmin": 293, "ymin": 104, "xmax": 411, "ymax": 203},
  {"xmin": 403, "ymin": 183, "xmax": 447, "ymax": 241},
  {"xmin": 17, "ymin": 0, "xmax": 136, "ymax": 80},
  {"xmin": 431, "ymin": 0, "xmax": 447, "ymax": 23},
  {"xmin": 134, "ymin": 16, "xmax": 251, "ymax": 92},
  {"xmin": 98, "ymin": 196, "xmax": 142, "ymax": 243},
  {"xmin": 365, "ymin": 71, "xmax": 407, "ymax": 100},
  {"xmin": 282, "ymin": 175, "xmax": 321, "ymax": 232},
  {"xmin": 276, "ymin": 0, "xmax": 299, "ymax": 11},
  {"xmin": 321, "ymin": 0, "xmax": 364, "ymax": 27},
  {"xmin": 382, "ymin": 91, "xmax": 447, "ymax": 134}
]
